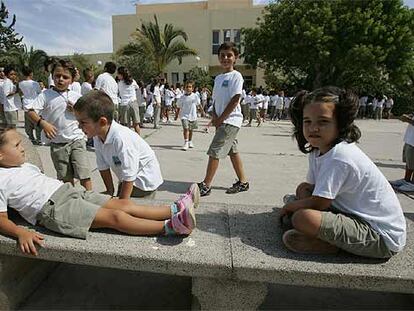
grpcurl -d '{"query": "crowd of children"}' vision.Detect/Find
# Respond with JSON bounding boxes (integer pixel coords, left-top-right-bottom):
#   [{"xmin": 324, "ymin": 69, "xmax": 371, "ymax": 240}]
[{"xmin": 0, "ymin": 42, "xmax": 409, "ymax": 261}]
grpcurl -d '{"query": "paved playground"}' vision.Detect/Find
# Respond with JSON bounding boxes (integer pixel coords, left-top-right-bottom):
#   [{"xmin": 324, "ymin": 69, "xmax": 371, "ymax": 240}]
[{"xmin": 14, "ymin": 116, "xmax": 414, "ymax": 309}]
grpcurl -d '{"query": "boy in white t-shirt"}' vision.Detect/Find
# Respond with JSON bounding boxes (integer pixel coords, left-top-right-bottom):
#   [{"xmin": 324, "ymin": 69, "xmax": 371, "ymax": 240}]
[
  {"xmin": 198, "ymin": 42, "xmax": 249, "ymax": 196},
  {"xmin": 389, "ymin": 113, "xmax": 414, "ymax": 192},
  {"xmin": 95, "ymin": 62, "xmax": 118, "ymax": 120},
  {"xmin": 0, "ymin": 67, "xmax": 5, "ymax": 123},
  {"xmin": 81, "ymin": 68, "xmax": 94, "ymax": 96},
  {"xmin": 177, "ymin": 81, "xmax": 200, "ymax": 150},
  {"xmin": 74, "ymin": 90, "xmax": 164, "ymax": 200},
  {"xmin": 0, "ymin": 127, "xmax": 198, "ymax": 256},
  {"xmin": 2, "ymin": 65, "xmax": 21, "ymax": 128},
  {"xmin": 18, "ymin": 66, "xmax": 42, "ymax": 143},
  {"xmin": 28, "ymin": 59, "xmax": 92, "ymax": 191}
]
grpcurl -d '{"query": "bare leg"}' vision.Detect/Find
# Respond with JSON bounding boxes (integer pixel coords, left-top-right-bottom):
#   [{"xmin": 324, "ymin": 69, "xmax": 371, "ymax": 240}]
[
  {"xmin": 189, "ymin": 130, "xmax": 193, "ymax": 141},
  {"xmin": 229, "ymin": 153, "xmax": 247, "ymax": 183},
  {"xmin": 183, "ymin": 128, "xmax": 189, "ymax": 141},
  {"xmin": 203, "ymin": 157, "xmax": 219, "ymax": 187},
  {"xmin": 101, "ymin": 199, "xmax": 172, "ymax": 220},
  {"xmin": 404, "ymin": 168, "xmax": 414, "ymax": 182},
  {"xmin": 91, "ymin": 208, "xmax": 165, "ymax": 235},
  {"xmin": 80, "ymin": 178, "xmax": 92, "ymax": 191},
  {"xmin": 291, "ymin": 209, "xmax": 322, "ymax": 237},
  {"xmin": 133, "ymin": 123, "xmax": 141, "ymax": 135}
]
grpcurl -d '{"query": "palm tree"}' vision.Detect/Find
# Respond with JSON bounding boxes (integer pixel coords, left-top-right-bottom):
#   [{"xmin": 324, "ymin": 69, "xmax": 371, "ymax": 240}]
[
  {"xmin": 118, "ymin": 15, "xmax": 197, "ymax": 77},
  {"xmin": 16, "ymin": 45, "xmax": 48, "ymax": 77}
]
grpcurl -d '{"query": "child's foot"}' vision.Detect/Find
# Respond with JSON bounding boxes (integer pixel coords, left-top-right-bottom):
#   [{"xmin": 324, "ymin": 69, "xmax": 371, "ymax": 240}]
[
  {"xmin": 282, "ymin": 229, "xmax": 339, "ymax": 255},
  {"xmin": 389, "ymin": 178, "xmax": 408, "ymax": 188},
  {"xmin": 397, "ymin": 181, "xmax": 414, "ymax": 192},
  {"xmin": 165, "ymin": 203, "xmax": 196, "ymax": 235},
  {"xmin": 283, "ymin": 194, "xmax": 297, "ymax": 204},
  {"xmin": 188, "ymin": 141, "xmax": 194, "ymax": 148},
  {"xmin": 197, "ymin": 181, "xmax": 211, "ymax": 197},
  {"xmin": 225, "ymin": 180, "xmax": 249, "ymax": 194},
  {"xmin": 182, "ymin": 141, "xmax": 189, "ymax": 151},
  {"xmin": 176, "ymin": 183, "xmax": 200, "ymax": 210}
]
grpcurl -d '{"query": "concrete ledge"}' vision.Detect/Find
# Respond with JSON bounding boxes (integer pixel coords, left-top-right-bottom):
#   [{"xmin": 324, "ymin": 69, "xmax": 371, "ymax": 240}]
[
  {"xmin": 0, "ymin": 202, "xmax": 231, "ymax": 279},
  {"xmin": 229, "ymin": 203, "xmax": 414, "ymax": 294}
]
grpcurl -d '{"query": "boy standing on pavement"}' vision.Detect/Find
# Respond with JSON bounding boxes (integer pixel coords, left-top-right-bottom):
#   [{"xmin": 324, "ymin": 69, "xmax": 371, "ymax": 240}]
[{"xmin": 198, "ymin": 42, "xmax": 249, "ymax": 197}]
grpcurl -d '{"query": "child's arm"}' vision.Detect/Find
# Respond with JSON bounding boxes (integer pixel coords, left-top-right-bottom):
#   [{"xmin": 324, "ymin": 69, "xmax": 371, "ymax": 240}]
[
  {"xmin": 0, "ymin": 212, "xmax": 44, "ymax": 256},
  {"xmin": 118, "ymin": 181, "xmax": 133, "ymax": 200},
  {"xmin": 99, "ymin": 169, "xmax": 115, "ymax": 196},
  {"xmin": 212, "ymin": 94, "xmax": 241, "ymax": 127},
  {"xmin": 400, "ymin": 114, "xmax": 414, "ymax": 125},
  {"xmin": 279, "ymin": 195, "xmax": 331, "ymax": 218},
  {"xmin": 28, "ymin": 110, "xmax": 57, "ymax": 139}
]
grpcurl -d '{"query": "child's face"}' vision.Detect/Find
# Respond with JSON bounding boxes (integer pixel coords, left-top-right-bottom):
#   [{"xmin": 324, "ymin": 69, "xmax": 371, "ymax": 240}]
[
  {"xmin": 0, "ymin": 130, "xmax": 25, "ymax": 167},
  {"xmin": 7, "ymin": 70, "xmax": 17, "ymax": 82},
  {"xmin": 218, "ymin": 49, "xmax": 237, "ymax": 72},
  {"xmin": 53, "ymin": 66, "xmax": 73, "ymax": 91},
  {"xmin": 74, "ymin": 111, "xmax": 105, "ymax": 139},
  {"xmin": 185, "ymin": 84, "xmax": 194, "ymax": 94},
  {"xmin": 303, "ymin": 102, "xmax": 339, "ymax": 155}
]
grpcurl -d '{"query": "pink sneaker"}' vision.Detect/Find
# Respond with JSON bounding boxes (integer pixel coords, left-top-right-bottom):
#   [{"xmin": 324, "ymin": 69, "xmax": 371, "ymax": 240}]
[
  {"xmin": 166, "ymin": 204, "xmax": 196, "ymax": 235},
  {"xmin": 176, "ymin": 183, "xmax": 200, "ymax": 211}
]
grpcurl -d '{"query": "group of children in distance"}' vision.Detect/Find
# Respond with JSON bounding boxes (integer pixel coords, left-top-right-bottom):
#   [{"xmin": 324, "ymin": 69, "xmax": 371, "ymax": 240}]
[{"xmin": 0, "ymin": 42, "xmax": 407, "ymax": 260}]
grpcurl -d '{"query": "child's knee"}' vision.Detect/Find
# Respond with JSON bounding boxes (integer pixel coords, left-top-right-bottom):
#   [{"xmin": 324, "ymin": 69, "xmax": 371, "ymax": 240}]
[{"xmin": 292, "ymin": 209, "xmax": 321, "ymax": 231}]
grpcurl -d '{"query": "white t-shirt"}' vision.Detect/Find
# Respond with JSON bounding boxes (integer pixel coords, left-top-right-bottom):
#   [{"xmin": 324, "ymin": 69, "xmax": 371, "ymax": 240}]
[
  {"xmin": 152, "ymin": 85, "xmax": 161, "ymax": 104},
  {"xmin": 270, "ymin": 95, "xmax": 278, "ymax": 107},
  {"xmin": 177, "ymin": 93, "xmax": 200, "ymax": 121},
  {"xmin": 95, "ymin": 72, "xmax": 119, "ymax": 105},
  {"xmin": 284, "ymin": 97, "xmax": 291, "ymax": 109},
  {"xmin": 18, "ymin": 80, "xmax": 41, "ymax": 110},
  {"xmin": 263, "ymin": 95, "xmax": 270, "ymax": 110},
  {"xmin": 403, "ymin": 115, "xmax": 414, "ymax": 147},
  {"xmin": 31, "ymin": 89, "xmax": 85, "ymax": 144},
  {"xmin": 201, "ymin": 90, "xmax": 208, "ymax": 102},
  {"xmin": 0, "ymin": 82, "xmax": 5, "ymax": 105},
  {"xmin": 81, "ymin": 82, "xmax": 93, "ymax": 96},
  {"xmin": 118, "ymin": 80, "xmax": 138, "ymax": 106},
  {"xmin": 0, "ymin": 163, "xmax": 63, "ymax": 225},
  {"xmin": 47, "ymin": 73, "xmax": 54, "ymax": 88},
  {"xmin": 69, "ymin": 82, "xmax": 82, "ymax": 95},
  {"xmin": 212, "ymin": 70, "xmax": 243, "ymax": 128},
  {"xmin": 385, "ymin": 98, "xmax": 394, "ymax": 109},
  {"xmin": 136, "ymin": 88, "xmax": 147, "ymax": 107},
  {"xmin": 2, "ymin": 78, "xmax": 21, "ymax": 111},
  {"xmin": 359, "ymin": 96, "xmax": 368, "ymax": 107},
  {"xmin": 250, "ymin": 94, "xmax": 262, "ymax": 110},
  {"xmin": 307, "ymin": 142, "xmax": 406, "ymax": 252},
  {"xmin": 164, "ymin": 89, "xmax": 175, "ymax": 106},
  {"xmin": 276, "ymin": 96, "xmax": 284, "ymax": 109},
  {"xmin": 94, "ymin": 122, "xmax": 163, "ymax": 191},
  {"xmin": 175, "ymin": 88, "xmax": 183, "ymax": 100}
]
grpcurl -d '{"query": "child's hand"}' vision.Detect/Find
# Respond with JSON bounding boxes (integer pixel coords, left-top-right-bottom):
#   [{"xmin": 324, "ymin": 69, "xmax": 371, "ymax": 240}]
[
  {"xmin": 42, "ymin": 121, "xmax": 57, "ymax": 139},
  {"xmin": 17, "ymin": 231, "xmax": 45, "ymax": 256},
  {"xmin": 66, "ymin": 101, "xmax": 74, "ymax": 113}
]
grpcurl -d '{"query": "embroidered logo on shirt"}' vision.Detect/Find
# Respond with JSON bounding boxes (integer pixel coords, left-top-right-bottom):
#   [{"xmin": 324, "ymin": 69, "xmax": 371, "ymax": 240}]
[
  {"xmin": 222, "ymin": 80, "xmax": 229, "ymax": 87},
  {"xmin": 112, "ymin": 156, "xmax": 121, "ymax": 166}
]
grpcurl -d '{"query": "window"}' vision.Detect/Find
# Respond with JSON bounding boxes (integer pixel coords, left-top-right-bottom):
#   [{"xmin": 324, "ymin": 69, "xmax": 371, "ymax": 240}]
[
  {"xmin": 234, "ymin": 29, "xmax": 241, "ymax": 52},
  {"xmin": 172, "ymin": 72, "xmax": 179, "ymax": 85},
  {"xmin": 183, "ymin": 72, "xmax": 190, "ymax": 82},
  {"xmin": 212, "ymin": 30, "xmax": 220, "ymax": 55},
  {"xmin": 223, "ymin": 29, "xmax": 231, "ymax": 42}
]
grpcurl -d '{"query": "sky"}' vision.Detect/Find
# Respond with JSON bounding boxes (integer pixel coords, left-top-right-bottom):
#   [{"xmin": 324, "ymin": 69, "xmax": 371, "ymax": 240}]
[{"xmin": 3, "ymin": 0, "xmax": 414, "ymax": 56}]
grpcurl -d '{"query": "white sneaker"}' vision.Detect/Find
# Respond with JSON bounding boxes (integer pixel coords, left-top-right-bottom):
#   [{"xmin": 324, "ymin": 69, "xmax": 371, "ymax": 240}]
[
  {"xmin": 389, "ymin": 178, "xmax": 407, "ymax": 187},
  {"xmin": 182, "ymin": 142, "xmax": 189, "ymax": 151},
  {"xmin": 397, "ymin": 181, "xmax": 414, "ymax": 192},
  {"xmin": 188, "ymin": 141, "xmax": 194, "ymax": 148}
]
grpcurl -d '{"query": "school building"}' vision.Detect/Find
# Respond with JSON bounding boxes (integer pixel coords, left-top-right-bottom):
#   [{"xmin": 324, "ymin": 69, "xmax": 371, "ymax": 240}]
[{"xmin": 112, "ymin": 0, "xmax": 266, "ymax": 87}]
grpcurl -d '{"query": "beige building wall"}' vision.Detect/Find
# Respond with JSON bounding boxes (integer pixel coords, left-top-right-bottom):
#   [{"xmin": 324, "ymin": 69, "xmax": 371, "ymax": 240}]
[{"xmin": 112, "ymin": 0, "xmax": 265, "ymax": 87}]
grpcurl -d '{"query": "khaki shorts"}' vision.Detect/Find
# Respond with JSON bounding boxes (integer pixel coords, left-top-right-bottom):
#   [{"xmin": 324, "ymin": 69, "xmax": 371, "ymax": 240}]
[
  {"xmin": 207, "ymin": 123, "xmax": 239, "ymax": 159},
  {"xmin": 4, "ymin": 110, "xmax": 17, "ymax": 126},
  {"xmin": 36, "ymin": 183, "xmax": 111, "ymax": 239},
  {"xmin": 249, "ymin": 109, "xmax": 258, "ymax": 119},
  {"xmin": 181, "ymin": 119, "xmax": 198, "ymax": 130},
  {"xmin": 119, "ymin": 102, "xmax": 140, "ymax": 125},
  {"xmin": 403, "ymin": 143, "xmax": 414, "ymax": 170},
  {"xmin": 50, "ymin": 139, "xmax": 91, "ymax": 181},
  {"xmin": 318, "ymin": 207, "xmax": 395, "ymax": 258}
]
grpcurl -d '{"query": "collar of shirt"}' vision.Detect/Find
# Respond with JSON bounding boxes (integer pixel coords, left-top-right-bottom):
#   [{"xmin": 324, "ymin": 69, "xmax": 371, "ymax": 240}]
[{"xmin": 103, "ymin": 121, "xmax": 121, "ymax": 145}]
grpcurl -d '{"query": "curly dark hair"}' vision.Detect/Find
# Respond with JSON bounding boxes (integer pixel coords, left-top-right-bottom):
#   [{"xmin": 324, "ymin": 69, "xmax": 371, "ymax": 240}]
[
  {"xmin": 289, "ymin": 86, "xmax": 361, "ymax": 154},
  {"xmin": 51, "ymin": 59, "xmax": 77, "ymax": 79},
  {"xmin": 117, "ymin": 66, "xmax": 133, "ymax": 85}
]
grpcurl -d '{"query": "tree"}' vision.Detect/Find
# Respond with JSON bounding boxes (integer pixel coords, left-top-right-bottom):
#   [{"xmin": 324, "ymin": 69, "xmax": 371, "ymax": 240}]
[
  {"xmin": 118, "ymin": 15, "xmax": 197, "ymax": 78},
  {"xmin": 242, "ymin": 0, "xmax": 414, "ymax": 97},
  {"xmin": 188, "ymin": 66, "xmax": 213, "ymax": 89},
  {"xmin": 15, "ymin": 45, "xmax": 48, "ymax": 78},
  {"xmin": 0, "ymin": 1, "xmax": 23, "ymax": 65},
  {"xmin": 115, "ymin": 43, "xmax": 158, "ymax": 82}
]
